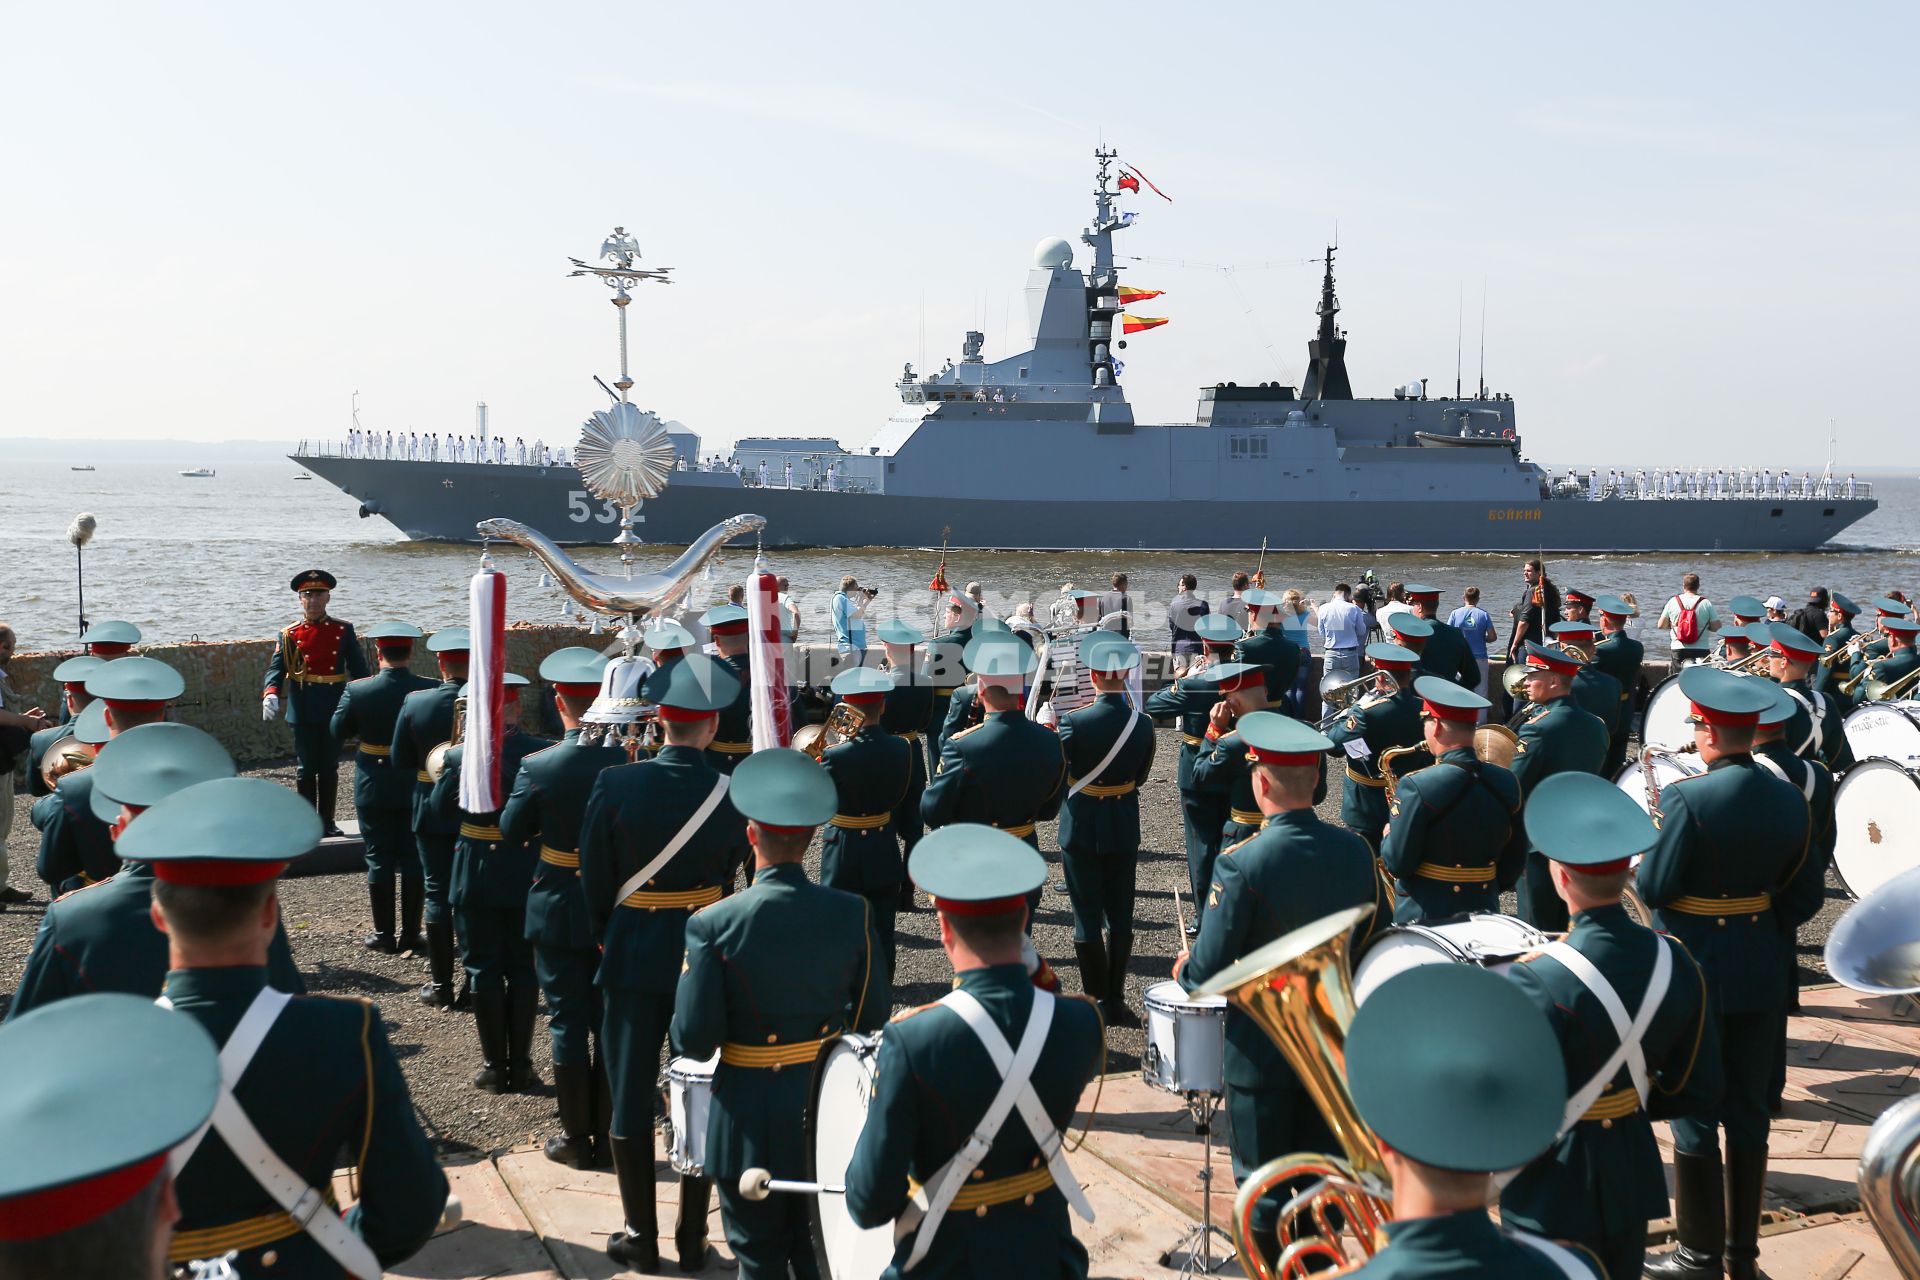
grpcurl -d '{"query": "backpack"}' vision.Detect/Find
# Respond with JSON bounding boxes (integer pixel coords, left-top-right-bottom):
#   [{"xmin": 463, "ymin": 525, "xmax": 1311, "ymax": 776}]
[{"xmin": 1672, "ymin": 595, "xmax": 1703, "ymax": 646}]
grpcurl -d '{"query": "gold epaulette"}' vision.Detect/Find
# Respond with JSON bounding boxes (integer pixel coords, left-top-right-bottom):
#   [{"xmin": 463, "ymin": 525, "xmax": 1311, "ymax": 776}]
[
  {"xmin": 949, "ymin": 723, "xmax": 985, "ymax": 743},
  {"xmin": 1218, "ymin": 833, "xmax": 1257, "ymax": 862},
  {"xmin": 890, "ymin": 1001, "xmax": 939, "ymax": 1023}
]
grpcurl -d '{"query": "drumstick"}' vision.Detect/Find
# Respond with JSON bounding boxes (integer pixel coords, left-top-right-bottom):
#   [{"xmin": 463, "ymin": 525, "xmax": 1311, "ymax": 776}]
[
  {"xmin": 1173, "ymin": 883, "xmax": 1189, "ymax": 939},
  {"xmin": 739, "ymin": 1168, "xmax": 845, "ymax": 1201}
]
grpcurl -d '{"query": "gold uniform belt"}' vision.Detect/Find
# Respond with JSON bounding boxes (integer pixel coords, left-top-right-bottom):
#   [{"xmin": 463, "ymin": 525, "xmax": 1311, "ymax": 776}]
[
  {"xmin": 1415, "ymin": 862, "xmax": 1498, "ymax": 884},
  {"xmin": 1071, "ymin": 779, "xmax": 1137, "ymax": 799},
  {"xmin": 289, "ymin": 672, "xmax": 349, "ymax": 685},
  {"xmin": 1182, "ymin": 733, "xmax": 1205, "ymax": 747},
  {"xmin": 721, "ymin": 1037, "xmax": 828, "ymax": 1068},
  {"xmin": 540, "ymin": 845, "xmax": 579, "ymax": 868},
  {"xmin": 830, "ymin": 812, "xmax": 893, "ymax": 830},
  {"xmin": 459, "ymin": 822, "xmax": 504, "ymax": 842},
  {"xmin": 416, "ymin": 770, "xmax": 433, "ymax": 783},
  {"xmin": 621, "ymin": 884, "xmax": 724, "ymax": 911},
  {"xmin": 1229, "ymin": 808, "xmax": 1265, "ymax": 828},
  {"xmin": 994, "ymin": 821, "xmax": 1036, "ymax": 839},
  {"xmin": 358, "ymin": 743, "xmax": 392, "ymax": 757},
  {"xmin": 1668, "ymin": 893, "xmax": 1772, "ymax": 917},
  {"xmin": 948, "ymin": 1167, "xmax": 1056, "ymax": 1213},
  {"xmin": 1346, "ymin": 766, "xmax": 1387, "ymax": 788},
  {"xmin": 710, "ymin": 740, "xmax": 752, "ymax": 755},
  {"xmin": 168, "ymin": 1193, "xmax": 334, "ymax": 1262},
  {"xmin": 1581, "ymin": 1086, "xmax": 1643, "ymax": 1123}
]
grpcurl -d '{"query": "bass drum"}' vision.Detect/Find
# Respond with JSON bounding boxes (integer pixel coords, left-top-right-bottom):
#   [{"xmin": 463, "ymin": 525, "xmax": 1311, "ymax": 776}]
[
  {"xmin": 807, "ymin": 1033, "xmax": 896, "ymax": 1280},
  {"xmin": 1640, "ymin": 674, "xmax": 1695, "ymax": 751},
  {"xmin": 1833, "ymin": 759, "xmax": 1920, "ymax": 900},
  {"xmin": 1352, "ymin": 914, "xmax": 1550, "ymax": 1004},
  {"xmin": 1843, "ymin": 701, "xmax": 1920, "ymax": 770},
  {"xmin": 1613, "ymin": 751, "xmax": 1707, "ymax": 820}
]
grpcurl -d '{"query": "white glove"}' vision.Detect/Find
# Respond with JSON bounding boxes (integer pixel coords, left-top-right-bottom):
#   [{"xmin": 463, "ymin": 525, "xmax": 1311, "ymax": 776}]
[{"xmin": 261, "ymin": 694, "xmax": 281, "ymax": 721}]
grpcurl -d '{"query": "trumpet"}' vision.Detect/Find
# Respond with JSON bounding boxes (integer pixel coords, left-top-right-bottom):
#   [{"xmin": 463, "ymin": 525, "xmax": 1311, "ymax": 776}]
[
  {"xmin": 1713, "ymin": 648, "xmax": 1773, "ymax": 675},
  {"xmin": 1839, "ymin": 659, "xmax": 1882, "ymax": 698},
  {"xmin": 1819, "ymin": 633, "xmax": 1865, "ymax": 668}
]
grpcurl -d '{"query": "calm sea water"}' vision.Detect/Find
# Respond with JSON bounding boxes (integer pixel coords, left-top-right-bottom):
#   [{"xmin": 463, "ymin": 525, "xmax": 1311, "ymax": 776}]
[{"xmin": 5, "ymin": 457, "xmax": 1919, "ymax": 652}]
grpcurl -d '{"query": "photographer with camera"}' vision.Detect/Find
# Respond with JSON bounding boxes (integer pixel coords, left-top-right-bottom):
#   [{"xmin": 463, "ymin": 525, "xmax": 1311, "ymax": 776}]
[{"xmin": 834, "ymin": 575, "xmax": 879, "ymax": 663}]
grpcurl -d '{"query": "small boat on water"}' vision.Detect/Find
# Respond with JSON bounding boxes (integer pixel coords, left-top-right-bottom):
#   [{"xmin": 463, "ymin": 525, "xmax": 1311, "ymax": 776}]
[
  {"xmin": 179, "ymin": 467, "xmax": 215, "ymax": 478},
  {"xmin": 294, "ymin": 471, "xmax": 312, "ymax": 480},
  {"xmin": 70, "ymin": 465, "xmax": 94, "ymax": 472}
]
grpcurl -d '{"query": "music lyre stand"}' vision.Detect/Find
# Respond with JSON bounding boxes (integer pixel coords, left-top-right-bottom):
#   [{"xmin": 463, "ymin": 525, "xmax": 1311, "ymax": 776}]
[{"xmin": 1160, "ymin": 1089, "xmax": 1235, "ymax": 1277}]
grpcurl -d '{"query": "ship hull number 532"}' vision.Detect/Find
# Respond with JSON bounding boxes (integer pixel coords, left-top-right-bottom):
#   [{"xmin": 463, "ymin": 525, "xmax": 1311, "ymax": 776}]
[{"xmin": 568, "ymin": 492, "xmax": 622, "ymax": 524}]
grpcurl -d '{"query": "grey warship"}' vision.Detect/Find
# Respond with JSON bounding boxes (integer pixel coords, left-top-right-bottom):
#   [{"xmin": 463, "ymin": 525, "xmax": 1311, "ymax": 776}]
[{"xmin": 295, "ymin": 149, "xmax": 1876, "ymax": 552}]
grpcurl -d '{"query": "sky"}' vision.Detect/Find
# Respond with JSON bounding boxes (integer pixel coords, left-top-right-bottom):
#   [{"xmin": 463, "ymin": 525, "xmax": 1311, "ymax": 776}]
[{"xmin": 2, "ymin": 3, "xmax": 1914, "ymax": 468}]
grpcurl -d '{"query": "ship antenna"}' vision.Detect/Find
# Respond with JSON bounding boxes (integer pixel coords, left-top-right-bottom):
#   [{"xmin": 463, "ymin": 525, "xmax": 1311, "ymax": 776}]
[
  {"xmin": 1455, "ymin": 287, "xmax": 1463, "ymax": 400},
  {"xmin": 1478, "ymin": 282, "xmax": 1488, "ymax": 399}
]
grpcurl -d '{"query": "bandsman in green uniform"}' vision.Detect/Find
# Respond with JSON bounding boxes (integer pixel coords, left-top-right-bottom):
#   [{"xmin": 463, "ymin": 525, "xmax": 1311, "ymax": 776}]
[
  {"xmin": 24, "ymin": 655, "xmax": 100, "ymax": 798},
  {"xmin": 580, "ymin": 653, "xmax": 747, "ymax": 1272},
  {"xmin": 1179, "ymin": 713, "xmax": 1383, "ymax": 1263},
  {"xmin": 645, "ymin": 618, "xmax": 697, "ymax": 669},
  {"xmin": 1146, "ymin": 613, "xmax": 1241, "ymax": 934},
  {"xmin": 261, "ymin": 569, "xmax": 369, "ymax": 834},
  {"xmin": 673, "ymin": 749, "xmax": 888, "ymax": 1279},
  {"xmin": 389, "ymin": 626, "xmax": 470, "ymax": 1008},
  {"xmin": 1552, "ymin": 619, "xmax": 1624, "ymax": 747},
  {"xmin": 78, "ymin": 618, "xmax": 141, "ymax": 658},
  {"xmin": 1766, "ymin": 622, "xmax": 1853, "ymax": 773},
  {"xmin": 1639, "ymin": 667, "xmax": 1821, "ymax": 1280},
  {"xmin": 0, "ymin": 994, "xmax": 219, "ymax": 1280},
  {"xmin": 1561, "ymin": 585, "xmax": 1596, "ymax": 622},
  {"xmin": 702, "ymin": 603, "xmax": 756, "ymax": 774},
  {"xmin": 1382, "ymin": 610, "xmax": 1434, "ymax": 660},
  {"xmin": 937, "ymin": 614, "xmax": 1013, "ymax": 749},
  {"xmin": 1404, "ymin": 583, "xmax": 1482, "ymax": 689},
  {"xmin": 820, "ymin": 665, "xmax": 914, "ymax": 974},
  {"xmin": 1858, "ymin": 614, "xmax": 1920, "ymax": 696},
  {"xmin": 1812, "ymin": 590, "xmax": 1861, "ymax": 697},
  {"xmin": 1341, "ymin": 965, "xmax": 1604, "ymax": 1279},
  {"xmin": 846, "ymin": 826, "xmax": 1103, "ymax": 1279},
  {"xmin": 1233, "ymin": 589, "xmax": 1303, "ymax": 706},
  {"xmin": 430, "ymin": 673, "xmax": 553, "ymax": 1094},
  {"xmin": 1056, "ymin": 631, "xmax": 1156, "ymax": 1025},
  {"xmin": 329, "ymin": 620, "xmax": 436, "ymax": 954},
  {"xmin": 12, "ymin": 722, "xmax": 307, "ymax": 1019},
  {"xmin": 878, "ymin": 619, "xmax": 935, "ymax": 910},
  {"xmin": 1509, "ymin": 641, "xmax": 1611, "ymax": 932},
  {"xmin": 125, "ymin": 777, "xmax": 448, "ymax": 1277},
  {"xmin": 1379, "ymin": 678, "xmax": 1524, "ymax": 922},
  {"xmin": 1753, "ymin": 676, "xmax": 1837, "ymax": 1073},
  {"xmin": 1592, "ymin": 594, "xmax": 1644, "ymax": 776},
  {"xmin": 501, "ymin": 647, "xmax": 624, "ymax": 1169},
  {"xmin": 36, "ymin": 657, "xmax": 183, "ymax": 895},
  {"xmin": 1501, "ymin": 775, "xmax": 1719, "ymax": 1280},
  {"xmin": 924, "ymin": 592, "xmax": 979, "ymax": 775},
  {"xmin": 1714, "ymin": 619, "xmax": 1762, "ymax": 669},
  {"xmin": 1325, "ymin": 642, "xmax": 1426, "ymax": 855},
  {"xmin": 1190, "ymin": 660, "xmax": 1328, "ymax": 883},
  {"xmin": 1848, "ymin": 595, "xmax": 1911, "ymax": 677}
]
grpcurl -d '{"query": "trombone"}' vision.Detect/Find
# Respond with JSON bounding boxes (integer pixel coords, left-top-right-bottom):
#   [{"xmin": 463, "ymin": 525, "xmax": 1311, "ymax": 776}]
[{"xmin": 1859, "ymin": 664, "xmax": 1920, "ymax": 705}]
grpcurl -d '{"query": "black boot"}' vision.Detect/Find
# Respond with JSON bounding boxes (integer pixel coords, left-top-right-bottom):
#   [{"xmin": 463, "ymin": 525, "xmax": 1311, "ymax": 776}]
[
  {"xmin": 397, "ymin": 876, "xmax": 425, "ymax": 955},
  {"xmin": 1645, "ymin": 1149, "xmax": 1725, "ymax": 1278},
  {"xmin": 363, "ymin": 881, "xmax": 398, "ymax": 953},
  {"xmin": 318, "ymin": 770, "xmax": 344, "ymax": 837},
  {"xmin": 605, "ymin": 1136, "xmax": 660, "ymax": 1270},
  {"xmin": 470, "ymin": 989, "xmax": 510, "ymax": 1093},
  {"xmin": 544, "ymin": 1061, "xmax": 595, "ymax": 1168},
  {"xmin": 417, "ymin": 920, "xmax": 455, "ymax": 1008},
  {"xmin": 1725, "ymin": 1147, "xmax": 1768, "ymax": 1280},
  {"xmin": 507, "ymin": 980, "xmax": 540, "ymax": 1091},
  {"xmin": 674, "ymin": 1174, "xmax": 712, "ymax": 1272},
  {"xmin": 1073, "ymin": 938, "xmax": 1108, "ymax": 1002},
  {"xmin": 590, "ymin": 1055, "xmax": 614, "ymax": 1170},
  {"xmin": 294, "ymin": 772, "xmax": 318, "ymax": 817},
  {"xmin": 1104, "ymin": 932, "xmax": 1140, "ymax": 1028}
]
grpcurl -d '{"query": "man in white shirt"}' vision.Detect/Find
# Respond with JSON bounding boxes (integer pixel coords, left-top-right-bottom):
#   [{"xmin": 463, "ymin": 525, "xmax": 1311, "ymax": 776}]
[
  {"xmin": 1655, "ymin": 572, "xmax": 1720, "ymax": 666},
  {"xmin": 1318, "ymin": 583, "xmax": 1369, "ymax": 681}
]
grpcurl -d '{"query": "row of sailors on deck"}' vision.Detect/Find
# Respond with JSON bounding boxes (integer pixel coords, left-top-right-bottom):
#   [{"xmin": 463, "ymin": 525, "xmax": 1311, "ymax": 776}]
[
  {"xmin": 344, "ymin": 428, "xmax": 570, "ymax": 467},
  {"xmin": 1581, "ymin": 467, "xmax": 1857, "ymax": 500}
]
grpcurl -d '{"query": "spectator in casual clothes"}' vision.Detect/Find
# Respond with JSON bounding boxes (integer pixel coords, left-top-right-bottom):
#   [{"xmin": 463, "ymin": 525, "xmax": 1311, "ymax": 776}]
[
  {"xmin": 1655, "ymin": 571, "xmax": 1721, "ymax": 666},
  {"xmin": 1378, "ymin": 582, "xmax": 1415, "ymax": 632},
  {"xmin": 1789, "ymin": 588, "xmax": 1830, "ymax": 644},
  {"xmin": 1099, "ymin": 573, "xmax": 1134, "ymax": 638},
  {"xmin": 1505, "ymin": 559, "xmax": 1561, "ymax": 716},
  {"xmin": 833, "ymin": 575, "xmax": 874, "ymax": 660},
  {"xmin": 1318, "ymin": 583, "xmax": 1369, "ymax": 681},
  {"xmin": 1222, "ymin": 571, "xmax": 1251, "ymax": 632},
  {"xmin": 1050, "ymin": 583, "xmax": 1077, "ymax": 629},
  {"xmin": 1447, "ymin": 587, "xmax": 1498, "ymax": 717},
  {"xmin": 0, "ymin": 622, "xmax": 46, "ymax": 903},
  {"xmin": 1279, "ymin": 588, "xmax": 1317, "ymax": 714},
  {"xmin": 775, "ymin": 576, "xmax": 800, "ymax": 642},
  {"xmin": 1168, "ymin": 575, "xmax": 1209, "ymax": 673}
]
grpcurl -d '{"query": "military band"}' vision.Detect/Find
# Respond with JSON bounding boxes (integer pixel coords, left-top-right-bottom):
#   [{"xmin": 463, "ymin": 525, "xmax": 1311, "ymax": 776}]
[
  {"xmin": 1325, "ymin": 641, "xmax": 1426, "ymax": 855},
  {"xmin": 820, "ymin": 665, "xmax": 915, "ymax": 972},
  {"xmin": 389, "ymin": 625, "xmax": 471, "ymax": 1008},
  {"xmin": 1592, "ymin": 594, "xmax": 1644, "ymax": 775}
]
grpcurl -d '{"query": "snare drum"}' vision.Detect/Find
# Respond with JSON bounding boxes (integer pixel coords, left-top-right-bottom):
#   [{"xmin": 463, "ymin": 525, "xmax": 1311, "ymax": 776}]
[
  {"xmin": 1353, "ymin": 914, "xmax": 1550, "ymax": 1004},
  {"xmin": 1844, "ymin": 701, "xmax": 1920, "ymax": 770},
  {"xmin": 1833, "ymin": 759, "xmax": 1920, "ymax": 900},
  {"xmin": 1141, "ymin": 981, "xmax": 1227, "ymax": 1096},
  {"xmin": 808, "ymin": 1033, "xmax": 895, "ymax": 1280},
  {"xmin": 1612, "ymin": 750, "xmax": 1707, "ymax": 819},
  {"xmin": 665, "ymin": 1053, "xmax": 717, "ymax": 1176},
  {"xmin": 1640, "ymin": 675, "xmax": 1695, "ymax": 751}
]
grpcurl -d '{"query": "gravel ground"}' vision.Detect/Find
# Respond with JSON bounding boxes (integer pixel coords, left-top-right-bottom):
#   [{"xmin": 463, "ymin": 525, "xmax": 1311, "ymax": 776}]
[{"xmin": 0, "ymin": 734, "xmax": 1853, "ymax": 1158}]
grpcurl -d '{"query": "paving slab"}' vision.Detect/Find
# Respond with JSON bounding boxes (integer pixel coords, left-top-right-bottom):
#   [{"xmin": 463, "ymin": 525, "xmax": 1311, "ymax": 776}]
[
  {"xmin": 361, "ymin": 1157, "xmax": 560, "ymax": 1279},
  {"xmin": 498, "ymin": 1140, "xmax": 736, "ymax": 1278}
]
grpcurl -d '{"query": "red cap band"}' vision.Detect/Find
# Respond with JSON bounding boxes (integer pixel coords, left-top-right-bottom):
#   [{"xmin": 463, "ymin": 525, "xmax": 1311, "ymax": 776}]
[
  {"xmin": 1216, "ymin": 669, "xmax": 1263, "ymax": 693},
  {"xmin": 708, "ymin": 620, "xmax": 750, "ymax": 636},
  {"xmin": 152, "ymin": 859, "xmax": 289, "ymax": 885},
  {"xmin": 1247, "ymin": 748, "xmax": 1320, "ymax": 766},
  {"xmin": 438, "ymin": 651, "xmax": 471, "ymax": 664},
  {"xmin": 553, "ymin": 682, "xmax": 601, "ymax": 698},
  {"xmin": 841, "ymin": 692, "xmax": 886, "ymax": 707},
  {"xmin": 61, "ymin": 681, "xmax": 88, "ymax": 693},
  {"xmin": 376, "ymin": 638, "xmax": 414, "ymax": 651},
  {"xmin": 1569, "ymin": 858, "xmax": 1633, "ymax": 876},
  {"xmin": 1409, "ymin": 590, "xmax": 1441, "ymax": 602},
  {"xmin": 0, "ymin": 1152, "xmax": 166, "ymax": 1241},
  {"xmin": 1388, "ymin": 629, "xmax": 1426, "ymax": 649},
  {"xmin": 657, "ymin": 705, "xmax": 718, "ymax": 724},
  {"xmin": 933, "ymin": 894, "xmax": 1029, "ymax": 917},
  {"xmin": 1526, "ymin": 651, "xmax": 1578, "ymax": 676},
  {"xmin": 651, "ymin": 647, "xmax": 687, "ymax": 662},
  {"xmin": 86, "ymin": 642, "xmax": 133, "ymax": 656},
  {"xmin": 1422, "ymin": 699, "xmax": 1478, "ymax": 723},
  {"xmin": 1372, "ymin": 657, "xmax": 1414, "ymax": 672},
  {"xmin": 1689, "ymin": 701, "xmax": 1760, "ymax": 729},
  {"xmin": 1598, "ymin": 607, "xmax": 1630, "ymax": 621},
  {"xmin": 104, "ymin": 699, "xmax": 167, "ymax": 714},
  {"xmin": 1770, "ymin": 640, "xmax": 1811, "ymax": 661},
  {"xmin": 753, "ymin": 822, "xmax": 813, "ymax": 837}
]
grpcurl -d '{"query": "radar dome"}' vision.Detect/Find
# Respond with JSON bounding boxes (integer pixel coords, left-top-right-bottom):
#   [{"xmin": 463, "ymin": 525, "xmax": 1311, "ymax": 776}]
[{"xmin": 1033, "ymin": 237, "xmax": 1074, "ymax": 270}]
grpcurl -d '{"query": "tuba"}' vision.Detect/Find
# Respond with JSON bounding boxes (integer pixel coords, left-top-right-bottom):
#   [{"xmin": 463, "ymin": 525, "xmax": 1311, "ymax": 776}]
[
  {"xmin": 793, "ymin": 699, "xmax": 866, "ymax": 761},
  {"xmin": 1190, "ymin": 904, "xmax": 1390, "ymax": 1279}
]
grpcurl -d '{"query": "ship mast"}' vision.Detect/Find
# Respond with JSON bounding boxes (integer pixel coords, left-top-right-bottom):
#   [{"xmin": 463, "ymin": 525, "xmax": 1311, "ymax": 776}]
[
  {"xmin": 1083, "ymin": 147, "xmax": 1125, "ymax": 390},
  {"xmin": 1301, "ymin": 245, "xmax": 1354, "ymax": 402}
]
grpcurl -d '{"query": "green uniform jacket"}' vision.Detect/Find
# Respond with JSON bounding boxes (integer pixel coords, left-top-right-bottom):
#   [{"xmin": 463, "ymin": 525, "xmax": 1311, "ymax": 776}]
[
  {"xmin": 1862, "ymin": 646, "xmax": 1920, "ymax": 697},
  {"xmin": 1233, "ymin": 626, "xmax": 1302, "ymax": 704},
  {"xmin": 670, "ymin": 863, "xmax": 888, "ymax": 1183},
  {"xmin": 262, "ymin": 617, "xmax": 369, "ymax": 723},
  {"xmin": 1145, "ymin": 676, "xmax": 1218, "ymax": 793},
  {"xmin": 1778, "ymin": 677, "xmax": 1853, "ymax": 774},
  {"xmin": 1324, "ymin": 686, "xmax": 1426, "ymax": 841},
  {"xmin": 33, "ymin": 769, "xmax": 118, "ymax": 893},
  {"xmin": 1511, "ymin": 697, "xmax": 1610, "ymax": 808},
  {"xmin": 580, "ymin": 745, "xmax": 745, "ymax": 993},
  {"xmin": 1813, "ymin": 626, "xmax": 1855, "ymax": 696},
  {"xmin": 707, "ymin": 651, "xmax": 754, "ymax": 773},
  {"xmin": 1637, "ymin": 757, "xmax": 1818, "ymax": 1013},
  {"xmin": 1570, "ymin": 665, "xmax": 1624, "ymax": 741},
  {"xmin": 501, "ymin": 729, "xmax": 628, "ymax": 950},
  {"xmin": 940, "ymin": 682, "xmax": 982, "ymax": 745},
  {"xmin": 163, "ymin": 966, "xmax": 446, "ymax": 1277},
  {"xmin": 820, "ymin": 728, "xmax": 913, "ymax": 894},
  {"xmin": 881, "ymin": 674, "xmax": 935, "ymax": 818},
  {"xmin": 1379, "ymin": 746, "xmax": 1525, "ymax": 921},
  {"xmin": 1416, "ymin": 618, "xmax": 1482, "ymax": 689},
  {"xmin": 9, "ymin": 864, "xmax": 304, "ymax": 1020},
  {"xmin": 1345, "ymin": 1212, "xmax": 1602, "ymax": 1279},
  {"xmin": 25, "ymin": 723, "xmax": 73, "ymax": 798},
  {"xmin": 1592, "ymin": 631, "xmax": 1644, "ymax": 699},
  {"xmin": 845, "ymin": 964, "xmax": 1102, "ymax": 1280},
  {"xmin": 923, "ymin": 627, "xmax": 974, "ymax": 772},
  {"xmin": 921, "ymin": 710, "xmax": 1067, "ymax": 847},
  {"xmin": 1501, "ymin": 905, "xmax": 1721, "ymax": 1252},
  {"xmin": 390, "ymin": 680, "xmax": 462, "ymax": 836},
  {"xmin": 1056, "ymin": 692, "xmax": 1156, "ymax": 855},
  {"xmin": 431, "ymin": 730, "xmax": 553, "ymax": 911},
  {"xmin": 330, "ymin": 667, "xmax": 438, "ymax": 813}
]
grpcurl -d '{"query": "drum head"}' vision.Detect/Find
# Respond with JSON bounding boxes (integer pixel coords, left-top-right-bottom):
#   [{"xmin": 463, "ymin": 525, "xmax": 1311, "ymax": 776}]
[
  {"xmin": 1834, "ymin": 760, "xmax": 1920, "ymax": 900},
  {"xmin": 1641, "ymin": 676, "xmax": 1694, "ymax": 751},
  {"xmin": 1844, "ymin": 703, "xmax": 1920, "ymax": 770},
  {"xmin": 1353, "ymin": 927, "xmax": 1463, "ymax": 1004},
  {"xmin": 807, "ymin": 1036, "xmax": 895, "ymax": 1280},
  {"xmin": 1455, "ymin": 914, "xmax": 1550, "ymax": 959}
]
